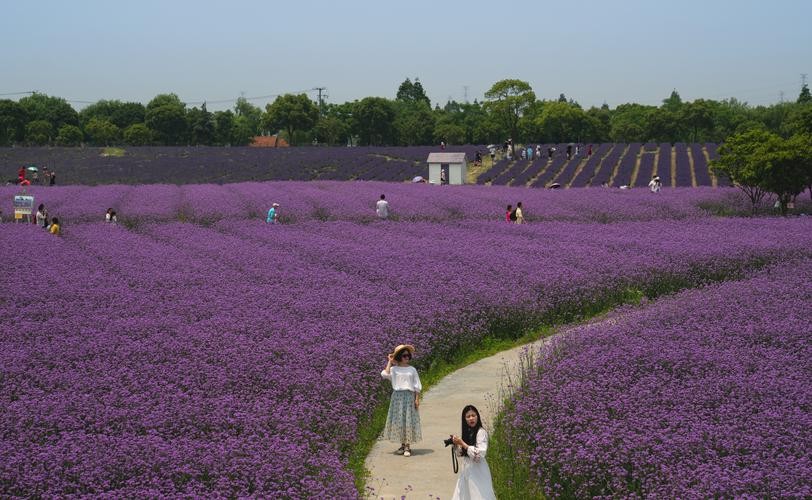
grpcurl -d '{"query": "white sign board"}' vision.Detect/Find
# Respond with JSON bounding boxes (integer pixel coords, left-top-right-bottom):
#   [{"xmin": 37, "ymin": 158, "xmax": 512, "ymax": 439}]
[{"xmin": 14, "ymin": 195, "xmax": 34, "ymax": 219}]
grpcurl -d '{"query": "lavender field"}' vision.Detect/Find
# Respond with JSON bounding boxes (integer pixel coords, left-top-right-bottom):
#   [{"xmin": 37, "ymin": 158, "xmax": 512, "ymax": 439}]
[
  {"xmin": 1, "ymin": 182, "xmax": 790, "ymax": 227},
  {"xmin": 3, "ymin": 143, "xmax": 722, "ymax": 187},
  {"xmin": 2, "ymin": 182, "xmax": 811, "ymax": 496},
  {"xmin": 1, "ymin": 146, "xmax": 480, "ymax": 186},
  {"xmin": 503, "ymin": 259, "xmax": 812, "ymax": 497}
]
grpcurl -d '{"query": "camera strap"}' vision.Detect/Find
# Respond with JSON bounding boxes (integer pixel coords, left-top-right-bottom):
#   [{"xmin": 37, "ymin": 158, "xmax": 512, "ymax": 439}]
[{"xmin": 451, "ymin": 446, "xmax": 459, "ymax": 474}]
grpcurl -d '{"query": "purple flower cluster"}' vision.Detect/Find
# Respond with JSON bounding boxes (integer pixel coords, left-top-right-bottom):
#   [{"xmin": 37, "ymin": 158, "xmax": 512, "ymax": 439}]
[
  {"xmin": 1, "ymin": 183, "xmax": 810, "ymax": 496},
  {"xmin": 504, "ymin": 259, "xmax": 812, "ymax": 497}
]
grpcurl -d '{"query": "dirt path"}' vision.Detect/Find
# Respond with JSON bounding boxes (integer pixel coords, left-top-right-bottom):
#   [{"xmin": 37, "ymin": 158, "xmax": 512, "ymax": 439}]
[{"xmin": 364, "ymin": 336, "xmax": 554, "ymax": 499}]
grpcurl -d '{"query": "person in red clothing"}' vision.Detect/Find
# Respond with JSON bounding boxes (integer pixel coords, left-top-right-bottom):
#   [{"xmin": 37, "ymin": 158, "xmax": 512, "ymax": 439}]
[
  {"xmin": 18, "ymin": 166, "xmax": 25, "ymax": 183},
  {"xmin": 505, "ymin": 204, "xmax": 513, "ymax": 223}
]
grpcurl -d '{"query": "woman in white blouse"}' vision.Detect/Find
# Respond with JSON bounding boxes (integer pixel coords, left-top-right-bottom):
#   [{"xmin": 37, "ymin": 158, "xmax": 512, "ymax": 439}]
[
  {"xmin": 451, "ymin": 405, "xmax": 496, "ymax": 500},
  {"xmin": 381, "ymin": 344, "xmax": 422, "ymax": 457}
]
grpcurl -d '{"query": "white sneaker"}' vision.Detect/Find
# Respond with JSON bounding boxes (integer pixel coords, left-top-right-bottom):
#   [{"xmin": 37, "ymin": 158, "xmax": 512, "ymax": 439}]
[{"xmin": 403, "ymin": 449, "xmax": 411, "ymax": 457}]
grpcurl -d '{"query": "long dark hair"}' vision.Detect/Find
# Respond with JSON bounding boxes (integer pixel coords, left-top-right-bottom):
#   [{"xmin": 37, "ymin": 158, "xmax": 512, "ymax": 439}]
[{"xmin": 460, "ymin": 405, "xmax": 482, "ymax": 447}]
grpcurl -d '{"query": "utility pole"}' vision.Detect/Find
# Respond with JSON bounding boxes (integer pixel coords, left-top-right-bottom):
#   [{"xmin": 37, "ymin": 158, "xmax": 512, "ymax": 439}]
[
  {"xmin": 463, "ymin": 85, "xmax": 469, "ymax": 103},
  {"xmin": 314, "ymin": 87, "xmax": 327, "ymax": 115}
]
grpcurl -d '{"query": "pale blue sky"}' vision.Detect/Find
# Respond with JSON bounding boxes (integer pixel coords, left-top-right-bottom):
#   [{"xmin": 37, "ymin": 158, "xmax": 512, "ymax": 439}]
[{"xmin": 1, "ymin": 0, "xmax": 810, "ymax": 111}]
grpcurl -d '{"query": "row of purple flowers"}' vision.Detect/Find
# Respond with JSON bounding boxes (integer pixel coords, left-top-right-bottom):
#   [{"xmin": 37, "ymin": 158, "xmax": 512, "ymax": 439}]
[
  {"xmin": 503, "ymin": 258, "xmax": 812, "ymax": 497},
  {"xmin": 2, "ymin": 182, "xmax": 778, "ymax": 227}
]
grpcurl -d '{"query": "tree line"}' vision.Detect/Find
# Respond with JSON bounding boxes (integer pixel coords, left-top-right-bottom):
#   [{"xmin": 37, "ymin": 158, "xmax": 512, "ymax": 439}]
[{"xmin": 1, "ymin": 78, "xmax": 811, "ymax": 148}]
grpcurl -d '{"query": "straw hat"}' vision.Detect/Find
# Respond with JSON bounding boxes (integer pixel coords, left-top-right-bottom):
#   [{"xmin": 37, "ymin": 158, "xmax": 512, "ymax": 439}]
[{"xmin": 390, "ymin": 344, "xmax": 415, "ymax": 358}]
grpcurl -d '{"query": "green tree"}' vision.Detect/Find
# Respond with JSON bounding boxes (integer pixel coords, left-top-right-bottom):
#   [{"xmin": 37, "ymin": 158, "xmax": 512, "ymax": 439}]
[
  {"xmin": 711, "ymin": 98, "xmax": 753, "ymax": 141},
  {"xmin": 234, "ymin": 97, "xmax": 263, "ymax": 135},
  {"xmin": 394, "ymin": 100, "xmax": 435, "ymax": 146},
  {"xmin": 18, "ymin": 93, "xmax": 79, "ymax": 132},
  {"xmin": 353, "ymin": 97, "xmax": 396, "ymax": 146},
  {"xmin": 84, "ymin": 117, "xmax": 121, "ymax": 146},
  {"xmin": 484, "ymin": 79, "xmax": 536, "ymax": 156},
  {"xmin": 785, "ymin": 103, "xmax": 812, "ymax": 136},
  {"xmin": 145, "ymin": 93, "xmax": 188, "ymax": 145},
  {"xmin": 681, "ymin": 99, "xmax": 716, "ymax": 142},
  {"xmin": 754, "ymin": 102, "xmax": 792, "ymax": 136},
  {"xmin": 262, "ymin": 94, "xmax": 319, "ymax": 146},
  {"xmin": 433, "ymin": 121, "xmax": 466, "ymax": 145},
  {"xmin": 25, "ymin": 120, "xmax": 53, "ymax": 145},
  {"xmin": 81, "ymin": 100, "xmax": 145, "ymax": 130},
  {"xmin": 123, "ymin": 123, "xmax": 153, "ymax": 146},
  {"xmin": 396, "ymin": 78, "xmax": 431, "ymax": 106},
  {"xmin": 662, "ymin": 89, "xmax": 684, "ymax": 113},
  {"xmin": 610, "ymin": 103, "xmax": 654, "ymax": 142},
  {"xmin": 112, "ymin": 102, "xmax": 147, "ymax": 129},
  {"xmin": 212, "ymin": 110, "xmax": 235, "ymax": 145},
  {"xmin": 313, "ymin": 115, "xmax": 349, "ymax": 145},
  {"xmin": 231, "ymin": 115, "xmax": 256, "ymax": 146},
  {"xmin": 0, "ymin": 99, "xmax": 28, "ymax": 145},
  {"xmin": 188, "ymin": 103, "xmax": 215, "ymax": 145},
  {"xmin": 798, "ymin": 84, "xmax": 812, "ymax": 104},
  {"xmin": 711, "ymin": 129, "xmax": 775, "ymax": 213},
  {"xmin": 56, "ymin": 124, "xmax": 83, "ymax": 146},
  {"xmin": 585, "ymin": 105, "xmax": 611, "ymax": 143},
  {"xmin": 759, "ymin": 133, "xmax": 811, "ymax": 213},
  {"xmin": 536, "ymin": 101, "xmax": 590, "ymax": 143},
  {"xmin": 646, "ymin": 108, "xmax": 683, "ymax": 142},
  {"xmin": 798, "ymin": 133, "xmax": 812, "ymax": 201}
]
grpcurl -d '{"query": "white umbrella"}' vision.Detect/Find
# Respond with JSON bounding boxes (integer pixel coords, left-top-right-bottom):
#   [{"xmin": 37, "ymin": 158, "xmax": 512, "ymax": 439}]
[
  {"xmin": 26, "ymin": 166, "xmax": 38, "ymax": 172},
  {"xmin": 412, "ymin": 176, "xmax": 424, "ymax": 183}
]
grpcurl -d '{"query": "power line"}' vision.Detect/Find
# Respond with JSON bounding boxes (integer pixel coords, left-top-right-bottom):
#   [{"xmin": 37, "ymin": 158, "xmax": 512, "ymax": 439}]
[
  {"xmin": 1, "ymin": 88, "xmax": 322, "ymax": 107},
  {"xmin": 185, "ymin": 88, "xmax": 318, "ymax": 106}
]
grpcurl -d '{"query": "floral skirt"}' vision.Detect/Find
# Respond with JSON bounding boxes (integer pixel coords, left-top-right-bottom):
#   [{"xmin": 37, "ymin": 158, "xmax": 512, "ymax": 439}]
[{"xmin": 383, "ymin": 390, "xmax": 422, "ymax": 443}]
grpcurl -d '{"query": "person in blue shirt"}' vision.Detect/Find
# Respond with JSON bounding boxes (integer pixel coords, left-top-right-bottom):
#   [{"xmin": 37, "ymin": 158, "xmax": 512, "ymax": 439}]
[{"xmin": 266, "ymin": 203, "xmax": 279, "ymax": 223}]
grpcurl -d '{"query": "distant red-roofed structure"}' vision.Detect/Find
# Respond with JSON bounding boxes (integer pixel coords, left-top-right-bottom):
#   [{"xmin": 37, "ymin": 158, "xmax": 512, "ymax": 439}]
[{"xmin": 251, "ymin": 135, "xmax": 289, "ymax": 147}]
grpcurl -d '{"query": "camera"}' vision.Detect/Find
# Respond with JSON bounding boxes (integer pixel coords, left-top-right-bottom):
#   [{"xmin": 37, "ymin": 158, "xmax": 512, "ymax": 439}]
[{"xmin": 443, "ymin": 436, "xmax": 454, "ymax": 447}]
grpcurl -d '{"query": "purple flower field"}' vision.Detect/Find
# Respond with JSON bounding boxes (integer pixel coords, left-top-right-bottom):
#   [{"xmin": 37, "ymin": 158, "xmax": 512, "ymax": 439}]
[
  {"xmin": 1, "ymin": 181, "xmax": 811, "ymax": 496},
  {"xmin": 504, "ymin": 259, "xmax": 812, "ymax": 497}
]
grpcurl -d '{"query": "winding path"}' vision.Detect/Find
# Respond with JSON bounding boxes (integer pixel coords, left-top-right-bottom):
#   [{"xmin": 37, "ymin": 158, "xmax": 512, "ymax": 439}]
[{"xmin": 364, "ymin": 335, "xmax": 555, "ymax": 499}]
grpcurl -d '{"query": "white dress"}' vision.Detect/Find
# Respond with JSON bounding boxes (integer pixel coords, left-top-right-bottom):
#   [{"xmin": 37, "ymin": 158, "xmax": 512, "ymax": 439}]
[{"xmin": 452, "ymin": 428, "xmax": 496, "ymax": 500}]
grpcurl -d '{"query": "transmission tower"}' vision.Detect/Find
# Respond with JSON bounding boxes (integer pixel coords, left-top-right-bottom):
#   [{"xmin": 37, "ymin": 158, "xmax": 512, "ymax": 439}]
[{"xmin": 463, "ymin": 85, "xmax": 469, "ymax": 103}]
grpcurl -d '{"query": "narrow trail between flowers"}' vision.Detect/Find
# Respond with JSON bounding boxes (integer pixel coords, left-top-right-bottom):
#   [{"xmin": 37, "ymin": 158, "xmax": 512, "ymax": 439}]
[{"xmin": 364, "ymin": 332, "xmax": 562, "ymax": 499}]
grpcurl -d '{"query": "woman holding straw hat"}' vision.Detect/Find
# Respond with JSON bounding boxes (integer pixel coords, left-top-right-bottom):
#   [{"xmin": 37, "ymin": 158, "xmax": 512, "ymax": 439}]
[{"xmin": 381, "ymin": 344, "xmax": 422, "ymax": 457}]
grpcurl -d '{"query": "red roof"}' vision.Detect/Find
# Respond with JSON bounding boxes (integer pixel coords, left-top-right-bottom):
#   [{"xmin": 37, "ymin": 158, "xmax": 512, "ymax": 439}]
[{"xmin": 250, "ymin": 135, "xmax": 289, "ymax": 147}]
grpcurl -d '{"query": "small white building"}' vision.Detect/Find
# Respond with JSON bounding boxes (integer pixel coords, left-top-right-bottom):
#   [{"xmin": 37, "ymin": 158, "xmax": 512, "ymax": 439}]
[{"xmin": 427, "ymin": 152, "xmax": 468, "ymax": 185}]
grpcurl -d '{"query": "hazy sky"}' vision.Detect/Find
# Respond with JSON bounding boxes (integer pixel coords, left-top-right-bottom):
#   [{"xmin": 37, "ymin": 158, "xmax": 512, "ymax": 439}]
[{"xmin": 2, "ymin": 0, "xmax": 810, "ymax": 111}]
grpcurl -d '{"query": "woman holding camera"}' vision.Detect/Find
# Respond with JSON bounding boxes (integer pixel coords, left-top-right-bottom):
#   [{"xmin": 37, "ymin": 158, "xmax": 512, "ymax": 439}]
[
  {"xmin": 381, "ymin": 344, "xmax": 422, "ymax": 457},
  {"xmin": 451, "ymin": 405, "xmax": 496, "ymax": 500}
]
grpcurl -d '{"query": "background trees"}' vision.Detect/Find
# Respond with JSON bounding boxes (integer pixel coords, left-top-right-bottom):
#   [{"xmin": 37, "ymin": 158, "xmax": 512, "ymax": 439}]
[{"xmin": 1, "ymin": 80, "xmax": 811, "ymax": 153}]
